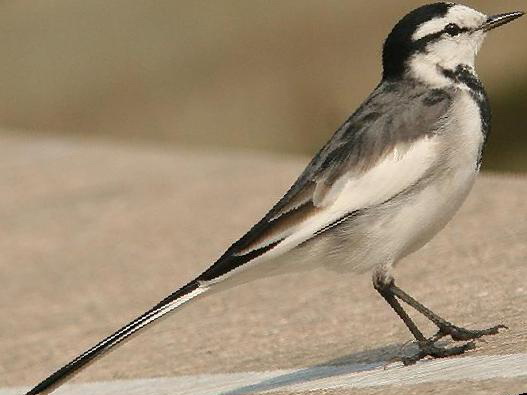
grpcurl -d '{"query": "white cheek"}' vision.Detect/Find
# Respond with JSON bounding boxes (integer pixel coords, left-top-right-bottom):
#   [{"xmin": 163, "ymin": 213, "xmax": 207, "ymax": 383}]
[
  {"xmin": 435, "ymin": 38, "xmax": 478, "ymax": 68},
  {"xmin": 408, "ymin": 35, "xmax": 482, "ymax": 87}
]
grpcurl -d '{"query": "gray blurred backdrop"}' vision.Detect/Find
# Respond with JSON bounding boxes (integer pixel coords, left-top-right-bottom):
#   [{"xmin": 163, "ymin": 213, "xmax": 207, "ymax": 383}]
[{"xmin": 0, "ymin": 0, "xmax": 525, "ymax": 171}]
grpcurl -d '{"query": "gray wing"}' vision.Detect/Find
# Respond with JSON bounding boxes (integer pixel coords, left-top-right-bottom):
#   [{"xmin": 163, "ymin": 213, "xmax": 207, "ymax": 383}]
[
  {"xmin": 197, "ymin": 82, "xmax": 454, "ymax": 282},
  {"xmin": 271, "ymin": 83, "xmax": 453, "ymax": 215}
]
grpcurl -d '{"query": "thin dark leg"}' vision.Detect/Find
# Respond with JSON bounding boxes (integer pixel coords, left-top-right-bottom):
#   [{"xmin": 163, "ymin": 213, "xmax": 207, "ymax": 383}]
[
  {"xmin": 374, "ymin": 279, "xmax": 476, "ymax": 365},
  {"xmin": 376, "ymin": 283, "xmax": 428, "ymax": 342},
  {"xmin": 389, "ymin": 284, "xmax": 507, "ymax": 342}
]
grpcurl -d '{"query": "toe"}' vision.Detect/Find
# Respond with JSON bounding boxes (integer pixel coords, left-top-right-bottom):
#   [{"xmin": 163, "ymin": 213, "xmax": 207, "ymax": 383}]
[
  {"xmin": 399, "ymin": 340, "xmax": 476, "ymax": 366},
  {"xmin": 441, "ymin": 323, "xmax": 508, "ymax": 341}
]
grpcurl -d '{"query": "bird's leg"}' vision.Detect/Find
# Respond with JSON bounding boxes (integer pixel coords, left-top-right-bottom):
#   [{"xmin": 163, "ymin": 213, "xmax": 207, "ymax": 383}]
[
  {"xmin": 373, "ymin": 275, "xmax": 476, "ymax": 365},
  {"xmin": 388, "ymin": 284, "xmax": 507, "ymax": 342},
  {"xmin": 371, "ymin": 267, "xmax": 507, "ymax": 365}
]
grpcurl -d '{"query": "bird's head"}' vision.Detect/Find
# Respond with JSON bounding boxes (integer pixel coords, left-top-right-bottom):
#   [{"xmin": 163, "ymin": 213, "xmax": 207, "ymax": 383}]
[{"xmin": 382, "ymin": 2, "xmax": 523, "ymax": 86}]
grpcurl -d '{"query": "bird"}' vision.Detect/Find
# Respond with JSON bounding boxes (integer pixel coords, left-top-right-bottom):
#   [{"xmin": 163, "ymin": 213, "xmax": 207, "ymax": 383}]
[{"xmin": 25, "ymin": 3, "xmax": 524, "ymax": 395}]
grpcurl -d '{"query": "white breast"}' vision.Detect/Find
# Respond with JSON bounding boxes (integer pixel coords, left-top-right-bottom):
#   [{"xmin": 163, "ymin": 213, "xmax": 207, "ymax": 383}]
[{"xmin": 378, "ymin": 89, "xmax": 485, "ymax": 265}]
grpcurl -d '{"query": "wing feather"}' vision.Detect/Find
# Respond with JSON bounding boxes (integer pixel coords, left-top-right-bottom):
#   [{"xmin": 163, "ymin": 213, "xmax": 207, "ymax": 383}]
[{"xmin": 197, "ymin": 83, "xmax": 455, "ymax": 283}]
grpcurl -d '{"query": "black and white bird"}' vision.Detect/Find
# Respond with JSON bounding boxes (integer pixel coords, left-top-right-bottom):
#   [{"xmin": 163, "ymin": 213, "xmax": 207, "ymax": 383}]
[{"xmin": 26, "ymin": 3, "xmax": 523, "ymax": 395}]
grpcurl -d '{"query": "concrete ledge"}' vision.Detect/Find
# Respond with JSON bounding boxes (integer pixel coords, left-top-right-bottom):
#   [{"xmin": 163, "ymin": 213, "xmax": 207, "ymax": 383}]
[
  {"xmin": 1, "ymin": 134, "xmax": 526, "ymax": 394},
  {"xmin": 2, "ymin": 354, "xmax": 527, "ymax": 395}
]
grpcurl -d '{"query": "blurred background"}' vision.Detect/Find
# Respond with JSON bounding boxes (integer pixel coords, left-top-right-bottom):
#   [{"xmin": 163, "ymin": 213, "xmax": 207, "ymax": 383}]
[
  {"xmin": 2, "ymin": 2, "xmax": 527, "ymax": 389},
  {"xmin": 0, "ymin": 0, "xmax": 525, "ymax": 171}
]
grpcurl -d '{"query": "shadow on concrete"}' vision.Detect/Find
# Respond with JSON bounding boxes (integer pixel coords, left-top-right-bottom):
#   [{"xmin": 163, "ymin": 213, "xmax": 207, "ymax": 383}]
[{"xmin": 220, "ymin": 343, "xmax": 414, "ymax": 395}]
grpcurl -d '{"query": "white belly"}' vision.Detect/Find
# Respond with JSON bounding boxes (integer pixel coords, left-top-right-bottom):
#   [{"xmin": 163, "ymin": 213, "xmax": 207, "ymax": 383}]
[{"xmin": 377, "ymin": 163, "xmax": 478, "ymax": 264}]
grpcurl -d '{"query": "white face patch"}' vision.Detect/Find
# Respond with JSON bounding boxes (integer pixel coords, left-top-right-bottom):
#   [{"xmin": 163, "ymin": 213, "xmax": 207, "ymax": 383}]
[
  {"xmin": 412, "ymin": 5, "xmax": 487, "ymax": 41},
  {"xmin": 407, "ymin": 5, "xmax": 488, "ymax": 87}
]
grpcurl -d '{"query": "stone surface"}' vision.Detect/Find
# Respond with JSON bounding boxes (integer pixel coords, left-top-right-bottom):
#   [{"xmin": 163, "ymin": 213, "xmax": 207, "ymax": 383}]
[{"xmin": 1, "ymin": 134, "xmax": 526, "ymax": 394}]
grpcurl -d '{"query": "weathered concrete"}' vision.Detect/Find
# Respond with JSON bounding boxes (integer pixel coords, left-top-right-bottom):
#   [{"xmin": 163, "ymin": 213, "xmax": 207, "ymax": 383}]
[{"xmin": 1, "ymin": 134, "xmax": 526, "ymax": 394}]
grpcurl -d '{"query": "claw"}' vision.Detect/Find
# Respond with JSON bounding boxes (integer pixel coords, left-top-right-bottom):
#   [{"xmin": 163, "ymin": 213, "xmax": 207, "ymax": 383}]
[
  {"xmin": 384, "ymin": 340, "xmax": 418, "ymax": 369},
  {"xmin": 400, "ymin": 340, "xmax": 476, "ymax": 366}
]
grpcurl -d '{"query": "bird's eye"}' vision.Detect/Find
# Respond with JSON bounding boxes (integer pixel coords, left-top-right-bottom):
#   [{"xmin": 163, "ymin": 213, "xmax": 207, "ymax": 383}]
[{"xmin": 444, "ymin": 23, "xmax": 462, "ymax": 36}]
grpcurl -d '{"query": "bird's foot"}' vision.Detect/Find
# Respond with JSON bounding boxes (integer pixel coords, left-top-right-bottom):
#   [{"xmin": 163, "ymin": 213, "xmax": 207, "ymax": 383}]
[
  {"xmin": 393, "ymin": 322, "xmax": 508, "ymax": 366},
  {"xmin": 430, "ymin": 322, "xmax": 508, "ymax": 343},
  {"xmin": 398, "ymin": 339, "xmax": 476, "ymax": 366}
]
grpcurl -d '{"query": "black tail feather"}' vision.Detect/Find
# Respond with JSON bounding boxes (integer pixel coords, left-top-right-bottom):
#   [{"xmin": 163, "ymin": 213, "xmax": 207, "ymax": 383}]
[{"xmin": 25, "ymin": 280, "xmax": 201, "ymax": 395}]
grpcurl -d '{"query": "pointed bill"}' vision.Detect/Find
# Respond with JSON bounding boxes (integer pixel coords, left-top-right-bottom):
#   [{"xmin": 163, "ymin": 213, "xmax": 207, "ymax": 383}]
[{"xmin": 480, "ymin": 11, "xmax": 524, "ymax": 32}]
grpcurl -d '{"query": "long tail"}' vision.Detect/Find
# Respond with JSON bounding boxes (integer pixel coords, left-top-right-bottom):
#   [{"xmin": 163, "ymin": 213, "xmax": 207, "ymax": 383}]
[{"xmin": 25, "ymin": 280, "xmax": 208, "ymax": 395}]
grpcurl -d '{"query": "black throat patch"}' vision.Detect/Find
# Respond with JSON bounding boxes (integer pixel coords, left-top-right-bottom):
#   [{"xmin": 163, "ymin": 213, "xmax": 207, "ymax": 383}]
[
  {"xmin": 441, "ymin": 64, "xmax": 491, "ymax": 168},
  {"xmin": 440, "ymin": 65, "xmax": 491, "ymax": 134}
]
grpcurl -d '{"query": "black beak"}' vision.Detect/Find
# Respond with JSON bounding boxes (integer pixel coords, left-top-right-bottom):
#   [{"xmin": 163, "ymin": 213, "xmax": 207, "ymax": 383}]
[{"xmin": 480, "ymin": 11, "xmax": 524, "ymax": 32}]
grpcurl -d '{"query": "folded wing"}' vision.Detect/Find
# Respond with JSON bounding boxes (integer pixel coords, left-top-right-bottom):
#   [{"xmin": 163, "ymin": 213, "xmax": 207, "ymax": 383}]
[{"xmin": 197, "ymin": 83, "xmax": 454, "ymax": 283}]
